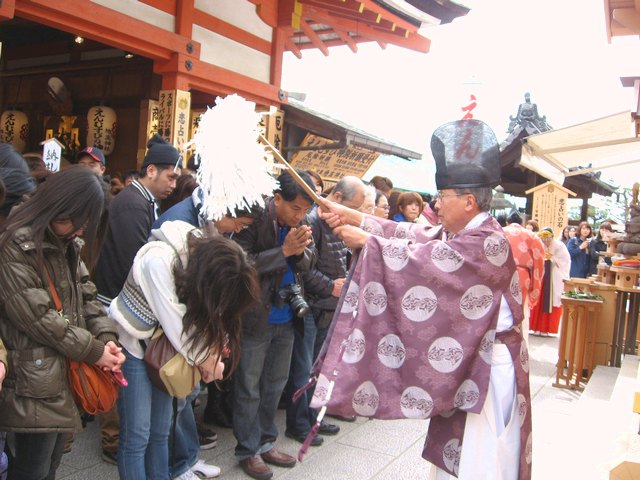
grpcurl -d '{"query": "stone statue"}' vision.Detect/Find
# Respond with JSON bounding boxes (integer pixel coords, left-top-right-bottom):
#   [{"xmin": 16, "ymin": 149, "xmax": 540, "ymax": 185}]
[{"xmin": 507, "ymin": 92, "xmax": 552, "ymax": 133}]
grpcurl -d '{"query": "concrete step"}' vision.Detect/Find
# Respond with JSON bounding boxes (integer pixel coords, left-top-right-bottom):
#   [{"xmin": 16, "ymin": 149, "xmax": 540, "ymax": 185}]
[
  {"xmin": 580, "ymin": 365, "xmax": 619, "ymax": 402},
  {"xmin": 566, "ymin": 356, "xmax": 640, "ymax": 480}
]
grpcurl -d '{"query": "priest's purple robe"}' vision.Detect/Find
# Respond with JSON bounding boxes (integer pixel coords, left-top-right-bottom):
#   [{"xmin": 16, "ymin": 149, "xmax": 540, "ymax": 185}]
[{"xmin": 309, "ymin": 214, "xmax": 532, "ymax": 479}]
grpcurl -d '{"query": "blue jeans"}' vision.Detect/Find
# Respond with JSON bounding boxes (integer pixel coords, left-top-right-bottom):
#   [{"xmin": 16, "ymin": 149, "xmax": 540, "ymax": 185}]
[
  {"xmin": 233, "ymin": 322, "xmax": 295, "ymax": 460},
  {"xmin": 285, "ymin": 311, "xmax": 317, "ymax": 434},
  {"xmin": 170, "ymin": 385, "xmax": 200, "ymax": 478},
  {"xmin": 117, "ymin": 348, "xmax": 174, "ymax": 480}
]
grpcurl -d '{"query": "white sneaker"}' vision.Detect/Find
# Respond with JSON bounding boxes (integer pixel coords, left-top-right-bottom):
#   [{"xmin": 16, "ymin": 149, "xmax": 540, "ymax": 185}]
[
  {"xmin": 175, "ymin": 470, "xmax": 199, "ymax": 480},
  {"xmin": 191, "ymin": 459, "xmax": 221, "ymax": 479}
]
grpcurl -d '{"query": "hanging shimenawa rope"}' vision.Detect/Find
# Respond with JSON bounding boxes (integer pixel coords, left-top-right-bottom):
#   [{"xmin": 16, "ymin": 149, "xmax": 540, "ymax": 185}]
[{"xmin": 193, "ymin": 94, "xmax": 279, "ymax": 222}]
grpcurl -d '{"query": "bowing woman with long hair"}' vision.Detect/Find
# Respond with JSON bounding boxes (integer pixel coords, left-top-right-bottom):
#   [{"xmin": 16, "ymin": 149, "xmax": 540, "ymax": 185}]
[
  {"xmin": 109, "ymin": 220, "xmax": 259, "ymax": 479},
  {"xmin": 0, "ymin": 167, "xmax": 124, "ymax": 480}
]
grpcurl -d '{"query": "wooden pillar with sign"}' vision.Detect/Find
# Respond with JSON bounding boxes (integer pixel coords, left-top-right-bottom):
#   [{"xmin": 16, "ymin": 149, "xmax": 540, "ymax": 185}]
[
  {"xmin": 157, "ymin": 89, "xmax": 192, "ymax": 153},
  {"xmin": 525, "ymin": 181, "xmax": 576, "ymax": 237},
  {"xmin": 258, "ymin": 109, "xmax": 284, "ymax": 174}
]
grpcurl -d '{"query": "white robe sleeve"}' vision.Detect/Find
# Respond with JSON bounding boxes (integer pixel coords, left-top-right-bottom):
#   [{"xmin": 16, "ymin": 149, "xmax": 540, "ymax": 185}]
[{"xmin": 551, "ymin": 239, "xmax": 571, "ymax": 307}]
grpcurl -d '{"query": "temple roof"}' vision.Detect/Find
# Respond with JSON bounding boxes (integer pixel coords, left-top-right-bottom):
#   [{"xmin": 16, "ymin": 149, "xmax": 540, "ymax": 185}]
[
  {"xmin": 499, "ymin": 94, "xmax": 618, "ymax": 198},
  {"xmin": 281, "ymin": 100, "xmax": 422, "ymax": 159},
  {"xmin": 280, "ymin": 0, "xmax": 470, "ymax": 56}
]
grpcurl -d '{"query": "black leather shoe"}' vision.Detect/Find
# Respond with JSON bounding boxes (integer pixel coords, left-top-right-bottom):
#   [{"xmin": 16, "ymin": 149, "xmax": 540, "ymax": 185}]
[
  {"xmin": 285, "ymin": 430, "xmax": 324, "ymax": 446},
  {"xmin": 318, "ymin": 421, "xmax": 340, "ymax": 435}
]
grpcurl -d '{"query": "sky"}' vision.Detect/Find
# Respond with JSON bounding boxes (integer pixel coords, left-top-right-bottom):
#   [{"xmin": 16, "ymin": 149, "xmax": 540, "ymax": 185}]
[{"xmin": 281, "ymin": 0, "xmax": 640, "ymax": 191}]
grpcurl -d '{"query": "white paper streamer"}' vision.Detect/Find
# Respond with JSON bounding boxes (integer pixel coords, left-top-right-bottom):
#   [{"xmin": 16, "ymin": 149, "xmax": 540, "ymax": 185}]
[{"xmin": 193, "ymin": 94, "xmax": 278, "ymax": 221}]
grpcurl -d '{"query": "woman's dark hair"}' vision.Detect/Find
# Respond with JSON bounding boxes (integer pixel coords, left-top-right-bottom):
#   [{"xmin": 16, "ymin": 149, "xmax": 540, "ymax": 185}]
[
  {"xmin": 305, "ymin": 169, "xmax": 324, "ymax": 193},
  {"xmin": 596, "ymin": 221, "xmax": 613, "ymax": 240},
  {"xmin": 0, "ymin": 166, "xmax": 109, "ymax": 269},
  {"xmin": 370, "ymin": 175, "xmax": 393, "ymax": 193},
  {"xmin": 396, "ymin": 191, "xmax": 424, "ymax": 212},
  {"xmin": 387, "ymin": 190, "xmax": 401, "ymax": 218},
  {"xmin": 526, "ymin": 219, "xmax": 539, "ymax": 232},
  {"xmin": 160, "ymin": 173, "xmax": 198, "ymax": 212},
  {"xmin": 374, "ymin": 189, "xmax": 386, "ymax": 206},
  {"xmin": 578, "ymin": 221, "xmax": 593, "ymax": 238},
  {"xmin": 174, "ymin": 233, "xmax": 259, "ymax": 377}
]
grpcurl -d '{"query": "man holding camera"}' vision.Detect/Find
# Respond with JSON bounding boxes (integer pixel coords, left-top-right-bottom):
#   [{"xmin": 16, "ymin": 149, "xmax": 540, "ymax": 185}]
[
  {"xmin": 231, "ymin": 171, "xmax": 317, "ymax": 480},
  {"xmin": 283, "ymin": 175, "xmax": 366, "ymax": 445}
]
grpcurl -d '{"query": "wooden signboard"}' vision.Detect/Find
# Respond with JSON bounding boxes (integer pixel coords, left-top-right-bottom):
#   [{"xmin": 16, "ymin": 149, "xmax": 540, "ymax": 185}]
[
  {"xmin": 289, "ymin": 133, "xmax": 379, "ymax": 182},
  {"xmin": 41, "ymin": 138, "xmax": 64, "ymax": 173},
  {"xmin": 158, "ymin": 89, "xmax": 191, "ymax": 151},
  {"xmin": 525, "ymin": 181, "xmax": 576, "ymax": 238}
]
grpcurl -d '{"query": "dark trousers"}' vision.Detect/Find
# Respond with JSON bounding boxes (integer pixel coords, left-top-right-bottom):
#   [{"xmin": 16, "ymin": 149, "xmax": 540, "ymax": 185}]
[
  {"xmin": 284, "ymin": 311, "xmax": 318, "ymax": 435},
  {"xmin": 10, "ymin": 432, "xmax": 66, "ymax": 480}
]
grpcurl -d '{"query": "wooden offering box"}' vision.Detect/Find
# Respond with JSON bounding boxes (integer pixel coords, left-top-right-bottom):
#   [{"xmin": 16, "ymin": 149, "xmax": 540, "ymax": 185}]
[
  {"xmin": 597, "ymin": 264, "xmax": 616, "ymax": 285},
  {"xmin": 610, "ymin": 266, "xmax": 640, "ymax": 289}
]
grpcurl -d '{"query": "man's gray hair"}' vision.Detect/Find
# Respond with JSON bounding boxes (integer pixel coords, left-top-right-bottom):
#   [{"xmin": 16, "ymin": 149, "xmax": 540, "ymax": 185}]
[
  {"xmin": 453, "ymin": 187, "xmax": 493, "ymax": 212},
  {"xmin": 334, "ymin": 176, "xmax": 365, "ymax": 202}
]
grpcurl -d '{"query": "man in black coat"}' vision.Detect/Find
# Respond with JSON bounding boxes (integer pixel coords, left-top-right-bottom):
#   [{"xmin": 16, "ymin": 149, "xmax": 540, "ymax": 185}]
[
  {"xmin": 231, "ymin": 170, "xmax": 317, "ymax": 480},
  {"xmin": 283, "ymin": 175, "xmax": 366, "ymax": 445}
]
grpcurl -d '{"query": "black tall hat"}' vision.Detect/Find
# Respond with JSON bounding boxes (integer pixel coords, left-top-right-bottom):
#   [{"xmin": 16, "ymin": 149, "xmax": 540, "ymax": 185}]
[{"xmin": 431, "ymin": 119, "xmax": 501, "ymax": 190}]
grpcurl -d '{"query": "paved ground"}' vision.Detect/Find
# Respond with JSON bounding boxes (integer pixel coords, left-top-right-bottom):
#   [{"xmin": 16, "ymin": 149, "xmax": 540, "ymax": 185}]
[{"xmin": 54, "ymin": 334, "xmax": 612, "ymax": 479}]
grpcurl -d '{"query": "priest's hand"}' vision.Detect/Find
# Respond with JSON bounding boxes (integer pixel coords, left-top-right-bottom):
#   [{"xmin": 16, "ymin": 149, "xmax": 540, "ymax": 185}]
[
  {"xmin": 334, "ymin": 225, "xmax": 370, "ymax": 249},
  {"xmin": 318, "ymin": 197, "xmax": 363, "ymax": 228}
]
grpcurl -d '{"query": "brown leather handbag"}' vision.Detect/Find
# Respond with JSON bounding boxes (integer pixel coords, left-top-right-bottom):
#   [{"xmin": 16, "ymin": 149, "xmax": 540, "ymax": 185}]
[
  {"xmin": 143, "ymin": 326, "xmax": 201, "ymax": 398},
  {"xmin": 46, "ymin": 268, "xmax": 119, "ymax": 414}
]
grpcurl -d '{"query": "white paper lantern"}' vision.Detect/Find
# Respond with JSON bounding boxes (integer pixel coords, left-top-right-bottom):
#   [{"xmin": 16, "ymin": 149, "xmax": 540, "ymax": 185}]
[
  {"xmin": 0, "ymin": 110, "xmax": 29, "ymax": 153},
  {"xmin": 86, "ymin": 106, "xmax": 117, "ymax": 155}
]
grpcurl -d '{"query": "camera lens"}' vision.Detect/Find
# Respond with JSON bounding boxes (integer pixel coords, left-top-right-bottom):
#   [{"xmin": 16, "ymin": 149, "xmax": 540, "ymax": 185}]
[{"xmin": 289, "ymin": 294, "xmax": 309, "ymax": 318}]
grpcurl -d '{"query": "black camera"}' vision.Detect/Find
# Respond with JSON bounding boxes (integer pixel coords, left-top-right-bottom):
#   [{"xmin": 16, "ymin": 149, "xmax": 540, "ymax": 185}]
[{"xmin": 273, "ymin": 283, "xmax": 309, "ymax": 318}]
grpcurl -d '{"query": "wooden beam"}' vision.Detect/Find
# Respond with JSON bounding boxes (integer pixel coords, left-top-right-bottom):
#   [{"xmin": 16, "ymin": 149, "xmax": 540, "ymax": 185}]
[
  {"xmin": 176, "ymin": 0, "xmax": 194, "ymax": 38},
  {"xmin": 613, "ymin": 8, "xmax": 640, "ymax": 30},
  {"xmin": 305, "ymin": 5, "xmax": 429, "ymax": 52},
  {"xmin": 194, "ymin": 6, "xmax": 272, "ymax": 55},
  {"xmin": 284, "ymin": 37, "xmax": 303, "ymax": 58},
  {"xmin": 16, "ymin": 0, "xmax": 200, "ymax": 61},
  {"xmin": 153, "ymin": 53, "xmax": 281, "ymax": 106},
  {"xmin": 140, "ymin": 0, "xmax": 176, "ymax": 13},
  {"xmin": 270, "ymin": 27, "xmax": 286, "ymax": 88},
  {"xmin": 335, "ymin": 29, "xmax": 357, "ymax": 52},
  {"xmin": 299, "ymin": 18, "xmax": 330, "ymax": 56},
  {"xmin": 0, "ymin": 0, "xmax": 16, "ymax": 21},
  {"xmin": 299, "ymin": 0, "xmax": 417, "ymax": 32},
  {"xmin": 249, "ymin": 0, "xmax": 278, "ymax": 28}
]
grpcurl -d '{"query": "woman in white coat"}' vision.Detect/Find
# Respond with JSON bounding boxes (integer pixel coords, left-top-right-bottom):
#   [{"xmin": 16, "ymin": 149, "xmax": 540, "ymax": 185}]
[{"xmin": 529, "ymin": 227, "xmax": 571, "ymax": 336}]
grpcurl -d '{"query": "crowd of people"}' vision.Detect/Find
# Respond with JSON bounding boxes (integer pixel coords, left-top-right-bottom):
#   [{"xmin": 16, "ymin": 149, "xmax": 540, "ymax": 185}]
[{"xmin": 0, "ymin": 120, "xmax": 617, "ymax": 480}]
